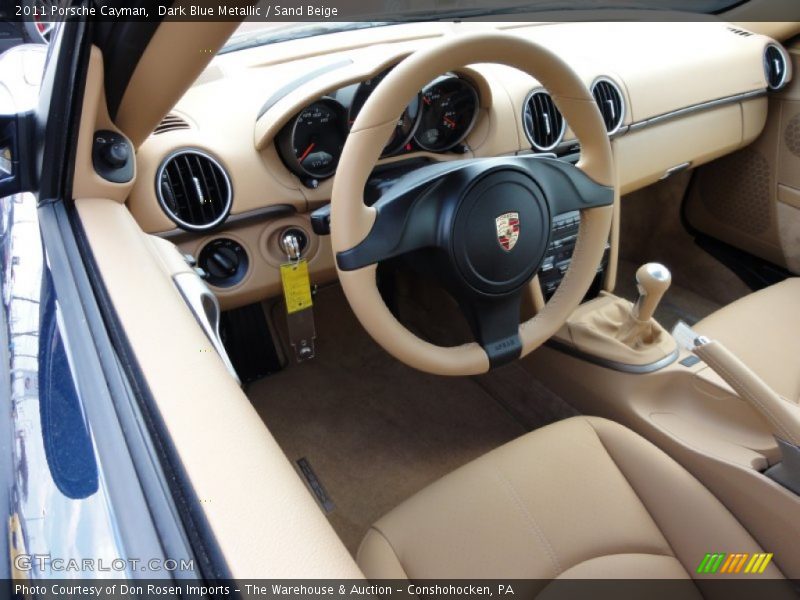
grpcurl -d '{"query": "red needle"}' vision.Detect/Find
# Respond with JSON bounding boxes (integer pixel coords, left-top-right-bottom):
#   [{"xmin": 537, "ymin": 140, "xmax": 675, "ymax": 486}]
[
  {"xmin": 298, "ymin": 142, "xmax": 316, "ymax": 162},
  {"xmin": 443, "ymin": 116, "xmax": 457, "ymax": 128}
]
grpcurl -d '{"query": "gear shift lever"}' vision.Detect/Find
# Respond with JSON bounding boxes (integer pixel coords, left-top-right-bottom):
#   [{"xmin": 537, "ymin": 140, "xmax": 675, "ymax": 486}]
[
  {"xmin": 632, "ymin": 263, "xmax": 671, "ymax": 322},
  {"xmin": 553, "ymin": 262, "xmax": 677, "ymax": 368}
]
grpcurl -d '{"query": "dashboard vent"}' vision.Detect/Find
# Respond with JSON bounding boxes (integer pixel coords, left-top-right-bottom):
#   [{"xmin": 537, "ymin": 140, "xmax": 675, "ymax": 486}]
[
  {"xmin": 156, "ymin": 150, "xmax": 232, "ymax": 231},
  {"xmin": 591, "ymin": 78, "xmax": 625, "ymax": 135},
  {"xmin": 764, "ymin": 44, "xmax": 789, "ymax": 90},
  {"xmin": 726, "ymin": 26, "xmax": 753, "ymax": 37},
  {"xmin": 153, "ymin": 113, "xmax": 190, "ymax": 135},
  {"xmin": 523, "ymin": 90, "xmax": 566, "ymax": 152}
]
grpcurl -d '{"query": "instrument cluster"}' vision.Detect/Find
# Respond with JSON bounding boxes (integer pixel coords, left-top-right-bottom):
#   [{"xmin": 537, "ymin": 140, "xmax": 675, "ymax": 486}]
[{"xmin": 275, "ymin": 70, "xmax": 480, "ymax": 182}]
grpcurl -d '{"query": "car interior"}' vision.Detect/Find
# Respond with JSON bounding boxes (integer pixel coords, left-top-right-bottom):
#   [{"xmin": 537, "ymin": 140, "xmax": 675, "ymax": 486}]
[{"xmin": 64, "ymin": 5, "xmax": 800, "ymax": 587}]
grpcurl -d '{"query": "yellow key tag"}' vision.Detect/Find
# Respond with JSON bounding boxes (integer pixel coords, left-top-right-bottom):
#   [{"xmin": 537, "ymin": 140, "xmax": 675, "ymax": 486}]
[{"xmin": 280, "ymin": 259, "xmax": 313, "ymax": 314}]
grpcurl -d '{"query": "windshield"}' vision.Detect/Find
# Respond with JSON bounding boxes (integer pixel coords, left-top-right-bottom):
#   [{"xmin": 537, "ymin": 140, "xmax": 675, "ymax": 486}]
[
  {"xmin": 221, "ymin": 22, "xmax": 390, "ymax": 54},
  {"xmin": 220, "ymin": 0, "xmax": 748, "ymax": 54}
]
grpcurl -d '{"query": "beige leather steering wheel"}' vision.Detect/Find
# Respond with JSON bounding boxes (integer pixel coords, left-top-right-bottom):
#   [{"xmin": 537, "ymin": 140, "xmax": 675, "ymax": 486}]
[{"xmin": 331, "ymin": 31, "xmax": 615, "ymax": 376}]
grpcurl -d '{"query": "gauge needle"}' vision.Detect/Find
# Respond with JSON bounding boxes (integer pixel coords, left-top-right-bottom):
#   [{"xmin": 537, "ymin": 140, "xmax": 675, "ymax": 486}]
[
  {"xmin": 443, "ymin": 116, "xmax": 457, "ymax": 128},
  {"xmin": 298, "ymin": 142, "xmax": 316, "ymax": 162}
]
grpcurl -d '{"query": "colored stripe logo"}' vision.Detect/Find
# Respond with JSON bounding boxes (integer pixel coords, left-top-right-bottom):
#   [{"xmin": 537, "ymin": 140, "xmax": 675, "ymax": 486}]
[{"xmin": 696, "ymin": 552, "xmax": 773, "ymax": 574}]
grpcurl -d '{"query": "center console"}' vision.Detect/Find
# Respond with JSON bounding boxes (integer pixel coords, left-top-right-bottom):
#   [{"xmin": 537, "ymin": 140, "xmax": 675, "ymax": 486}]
[{"xmin": 538, "ymin": 210, "xmax": 609, "ymax": 300}]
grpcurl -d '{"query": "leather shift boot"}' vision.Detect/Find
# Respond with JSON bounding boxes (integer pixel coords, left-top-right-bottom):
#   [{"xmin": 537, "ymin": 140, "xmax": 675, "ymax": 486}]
[{"xmin": 554, "ymin": 293, "xmax": 677, "ymax": 367}]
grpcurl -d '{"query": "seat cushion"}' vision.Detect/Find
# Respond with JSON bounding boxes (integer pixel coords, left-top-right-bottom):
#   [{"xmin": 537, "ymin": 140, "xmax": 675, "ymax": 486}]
[
  {"xmin": 694, "ymin": 278, "xmax": 800, "ymax": 402},
  {"xmin": 356, "ymin": 417, "xmax": 783, "ymax": 582}
]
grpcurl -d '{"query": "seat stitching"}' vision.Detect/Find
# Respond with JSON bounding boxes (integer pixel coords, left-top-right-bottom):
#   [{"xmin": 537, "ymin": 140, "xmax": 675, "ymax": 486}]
[
  {"xmin": 583, "ymin": 418, "xmax": 692, "ymax": 578},
  {"xmin": 588, "ymin": 418, "xmax": 780, "ymax": 580},
  {"xmin": 488, "ymin": 456, "xmax": 563, "ymax": 576}
]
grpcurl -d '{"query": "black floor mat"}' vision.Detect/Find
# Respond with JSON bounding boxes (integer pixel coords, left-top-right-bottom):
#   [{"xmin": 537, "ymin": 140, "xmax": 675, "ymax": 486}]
[{"xmin": 220, "ymin": 302, "xmax": 283, "ymax": 384}]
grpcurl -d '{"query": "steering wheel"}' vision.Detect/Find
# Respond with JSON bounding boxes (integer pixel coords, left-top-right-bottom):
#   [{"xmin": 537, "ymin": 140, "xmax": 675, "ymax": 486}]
[{"xmin": 330, "ymin": 32, "xmax": 615, "ymax": 376}]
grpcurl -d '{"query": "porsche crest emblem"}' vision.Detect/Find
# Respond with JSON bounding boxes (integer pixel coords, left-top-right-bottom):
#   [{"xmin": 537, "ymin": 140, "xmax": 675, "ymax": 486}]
[{"xmin": 495, "ymin": 212, "xmax": 520, "ymax": 252}]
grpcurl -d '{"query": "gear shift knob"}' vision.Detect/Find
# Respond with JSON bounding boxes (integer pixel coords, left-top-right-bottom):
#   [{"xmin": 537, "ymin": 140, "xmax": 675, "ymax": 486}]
[{"xmin": 632, "ymin": 263, "xmax": 671, "ymax": 322}]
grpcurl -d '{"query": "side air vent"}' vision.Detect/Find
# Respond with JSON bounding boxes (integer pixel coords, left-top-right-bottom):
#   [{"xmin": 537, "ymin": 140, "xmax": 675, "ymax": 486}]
[
  {"xmin": 726, "ymin": 26, "xmax": 753, "ymax": 37},
  {"xmin": 591, "ymin": 78, "xmax": 625, "ymax": 135},
  {"xmin": 764, "ymin": 44, "xmax": 789, "ymax": 90},
  {"xmin": 156, "ymin": 150, "xmax": 232, "ymax": 231},
  {"xmin": 153, "ymin": 113, "xmax": 191, "ymax": 135},
  {"xmin": 523, "ymin": 90, "xmax": 566, "ymax": 152}
]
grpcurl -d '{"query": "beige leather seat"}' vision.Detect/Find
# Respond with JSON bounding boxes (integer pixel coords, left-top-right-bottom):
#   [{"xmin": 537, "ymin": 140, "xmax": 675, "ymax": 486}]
[
  {"xmin": 694, "ymin": 277, "xmax": 800, "ymax": 402},
  {"xmin": 357, "ymin": 416, "xmax": 784, "ymax": 583}
]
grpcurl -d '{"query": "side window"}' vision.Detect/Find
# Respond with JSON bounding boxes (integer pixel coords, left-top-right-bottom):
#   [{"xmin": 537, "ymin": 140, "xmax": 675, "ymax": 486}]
[{"xmin": 38, "ymin": 267, "xmax": 98, "ymax": 499}]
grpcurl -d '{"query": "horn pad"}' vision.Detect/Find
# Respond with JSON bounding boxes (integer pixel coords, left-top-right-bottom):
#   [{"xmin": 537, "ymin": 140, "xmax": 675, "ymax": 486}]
[{"xmin": 450, "ymin": 169, "xmax": 552, "ymax": 295}]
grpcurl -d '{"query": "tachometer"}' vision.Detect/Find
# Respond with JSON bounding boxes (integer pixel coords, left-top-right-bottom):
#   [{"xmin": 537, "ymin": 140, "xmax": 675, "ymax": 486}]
[
  {"xmin": 276, "ymin": 98, "xmax": 347, "ymax": 180},
  {"xmin": 414, "ymin": 76, "xmax": 479, "ymax": 152},
  {"xmin": 350, "ymin": 70, "xmax": 421, "ymax": 156}
]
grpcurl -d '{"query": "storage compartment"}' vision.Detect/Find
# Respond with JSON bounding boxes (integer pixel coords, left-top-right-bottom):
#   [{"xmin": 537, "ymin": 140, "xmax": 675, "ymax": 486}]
[{"xmin": 615, "ymin": 102, "xmax": 754, "ymax": 194}]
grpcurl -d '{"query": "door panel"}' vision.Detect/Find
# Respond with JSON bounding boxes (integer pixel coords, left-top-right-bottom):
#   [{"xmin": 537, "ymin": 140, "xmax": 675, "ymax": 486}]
[{"xmin": 71, "ymin": 45, "xmax": 361, "ymax": 578}]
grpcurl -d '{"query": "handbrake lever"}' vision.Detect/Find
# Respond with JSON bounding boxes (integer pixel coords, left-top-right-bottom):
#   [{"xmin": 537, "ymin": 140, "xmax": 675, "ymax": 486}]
[{"xmin": 689, "ymin": 333, "xmax": 800, "ymax": 495}]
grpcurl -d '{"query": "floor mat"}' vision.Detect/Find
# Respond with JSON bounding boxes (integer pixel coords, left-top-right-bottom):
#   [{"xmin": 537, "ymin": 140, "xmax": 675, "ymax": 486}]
[{"xmin": 247, "ymin": 285, "xmax": 574, "ymax": 553}]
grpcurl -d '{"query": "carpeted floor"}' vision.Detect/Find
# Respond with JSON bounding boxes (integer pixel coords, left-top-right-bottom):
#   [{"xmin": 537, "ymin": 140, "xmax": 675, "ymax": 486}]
[{"xmin": 247, "ymin": 284, "xmax": 575, "ymax": 553}]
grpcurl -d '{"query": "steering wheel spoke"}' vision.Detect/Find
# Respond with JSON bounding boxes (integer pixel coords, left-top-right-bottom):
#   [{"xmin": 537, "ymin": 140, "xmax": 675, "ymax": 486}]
[
  {"xmin": 456, "ymin": 290, "xmax": 524, "ymax": 369},
  {"xmin": 514, "ymin": 155, "xmax": 614, "ymax": 216},
  {"xmin": 336, "ymin": 162, "xmax": 467, "ymax": 271}
]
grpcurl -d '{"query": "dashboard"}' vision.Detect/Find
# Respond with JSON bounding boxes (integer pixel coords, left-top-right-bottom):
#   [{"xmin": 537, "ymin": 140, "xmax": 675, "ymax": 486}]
[{"xmin": 124, "ymin": 20, "xmax": 790, "ymax": 309}]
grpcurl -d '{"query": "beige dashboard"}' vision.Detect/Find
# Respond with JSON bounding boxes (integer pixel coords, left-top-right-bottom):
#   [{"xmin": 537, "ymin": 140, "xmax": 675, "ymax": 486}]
[{"xmin": 125, "ymin": 20, "xmax": 785, "ymax": 309}]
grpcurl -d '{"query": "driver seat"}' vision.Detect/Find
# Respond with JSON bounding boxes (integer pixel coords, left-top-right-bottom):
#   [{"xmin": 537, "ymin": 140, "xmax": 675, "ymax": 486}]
[{"xmin": 357, "ymin": 417, "xmax": 784, "ymax": 582}]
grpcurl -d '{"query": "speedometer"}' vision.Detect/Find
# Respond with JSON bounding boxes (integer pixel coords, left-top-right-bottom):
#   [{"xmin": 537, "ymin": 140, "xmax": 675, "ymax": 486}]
[
  {"xmin": 350, "ymin": 70, "xmax": 421, "ymax": 156},
  {"xmin": 276, "ymin": 98, "xmax": 348, "ymax": 180},
  {"xmin": 414, "ymin": 76, "xmax": 479, "ymax": 152}
]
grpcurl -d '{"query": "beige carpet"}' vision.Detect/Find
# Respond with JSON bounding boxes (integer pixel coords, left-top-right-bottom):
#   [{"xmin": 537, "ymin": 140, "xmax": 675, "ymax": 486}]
[{"xmin": 247, "ymin": 284, "xmax": 575, "ymax": 553}]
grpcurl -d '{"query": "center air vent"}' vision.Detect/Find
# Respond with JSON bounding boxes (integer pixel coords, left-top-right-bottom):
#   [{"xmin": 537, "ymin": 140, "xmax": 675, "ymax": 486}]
[
  {"xmin": 591, "ymin": 78, "xmax": 625, "ymax": 135},
  {"xmin": 764, "ymin": 44, "xmax": 789, "ymax": 90},
  {"xmin": 153, "ymin": 113, "xmax": 190, "ymax": 135},
  {"xmin": 156, "ymin": 150, "xmax": 232, "ymax": 232},
  {"xmin": 523, "ymin": 90, "xmax": 566, "ymax": 152}
]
